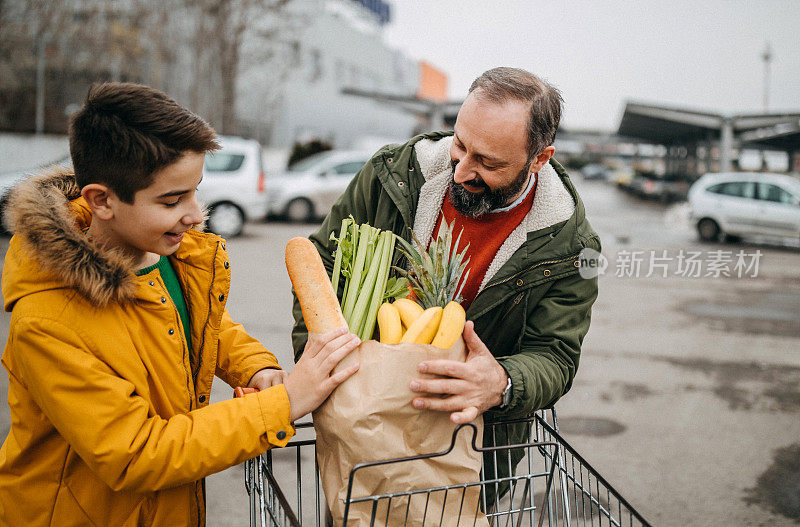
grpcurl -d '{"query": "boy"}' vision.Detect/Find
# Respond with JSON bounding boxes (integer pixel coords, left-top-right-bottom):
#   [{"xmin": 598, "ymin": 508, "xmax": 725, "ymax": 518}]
[{"xmin": 0, "ymin": 82, "xmax": 359, "ymax": 526}]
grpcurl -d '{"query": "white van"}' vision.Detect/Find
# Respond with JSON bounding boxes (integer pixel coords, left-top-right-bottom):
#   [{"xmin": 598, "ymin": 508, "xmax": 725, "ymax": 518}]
[{"xmin": 199, "ymin": 136, "xmax": 267, "ymax": 238}]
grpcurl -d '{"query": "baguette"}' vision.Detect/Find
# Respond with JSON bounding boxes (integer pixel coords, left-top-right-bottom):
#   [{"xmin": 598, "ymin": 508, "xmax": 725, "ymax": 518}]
[{"xmin": 285, "ymin": 237, "xmax": 348, "ymax": 333}]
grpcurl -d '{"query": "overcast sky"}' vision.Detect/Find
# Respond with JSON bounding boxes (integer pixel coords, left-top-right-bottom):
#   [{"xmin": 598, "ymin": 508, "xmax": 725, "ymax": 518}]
[{"xmin": 383, "ymin": 0, "xmax": 800, "ymax": 131}]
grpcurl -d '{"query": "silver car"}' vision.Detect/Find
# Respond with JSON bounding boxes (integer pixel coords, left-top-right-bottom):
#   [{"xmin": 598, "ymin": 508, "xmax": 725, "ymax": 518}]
[
  {"xmin": 266, "ymin": 150, "xmax": 372, "ymax": 222},
  {"xmin": 688, "ymin": 172, "xmax": 800, "ymax": 242}
]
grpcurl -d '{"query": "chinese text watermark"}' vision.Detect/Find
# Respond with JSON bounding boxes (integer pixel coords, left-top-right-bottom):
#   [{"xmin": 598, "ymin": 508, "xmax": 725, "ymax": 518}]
[{"xmin": 579, "ymin": 248, "xmax": 762, "ymax": 279}]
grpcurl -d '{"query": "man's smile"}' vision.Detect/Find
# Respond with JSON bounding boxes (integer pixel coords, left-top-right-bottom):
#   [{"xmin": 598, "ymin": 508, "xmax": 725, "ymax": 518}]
[{"xmin": 461, "ymin": 179, "xmax": 488, "ymax": 193}]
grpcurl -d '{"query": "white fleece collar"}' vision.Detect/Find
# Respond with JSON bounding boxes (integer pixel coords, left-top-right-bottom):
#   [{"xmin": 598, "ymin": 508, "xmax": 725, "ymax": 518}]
[{"xmin": 412, "ymin": 136, "xmax": 576, "ymax": 292}]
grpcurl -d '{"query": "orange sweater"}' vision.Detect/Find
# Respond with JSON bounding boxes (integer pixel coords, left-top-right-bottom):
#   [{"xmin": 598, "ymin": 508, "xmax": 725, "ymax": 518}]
[{"xmin": 432, "ymin": 177, "xmax": 536, "ymax": 309}]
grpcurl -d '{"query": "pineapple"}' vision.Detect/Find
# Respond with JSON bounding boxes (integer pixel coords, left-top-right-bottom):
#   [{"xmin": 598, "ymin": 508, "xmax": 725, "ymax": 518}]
[{"xmin": 394, "ymin": 220, "xmax": 470, "ymax": 309}]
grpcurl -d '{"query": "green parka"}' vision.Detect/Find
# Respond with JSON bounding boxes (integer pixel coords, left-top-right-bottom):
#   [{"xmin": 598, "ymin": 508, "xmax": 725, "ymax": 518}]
[
  {"xmin": 292, "ymin": 132, "xmax": 600, "ymax": 500},
  {"xmin": 293, "ymin": 131, "xmax": 599, "ymax": 420}
]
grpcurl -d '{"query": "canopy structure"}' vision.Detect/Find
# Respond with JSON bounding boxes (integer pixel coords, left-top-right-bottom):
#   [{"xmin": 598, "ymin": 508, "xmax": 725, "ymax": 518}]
[
  {"xmin": 339, "ymin": 93, "xmax": 800, "ymax": 175},
  {"xmin": 618, "ymin": 102, "xmax": 800, "ymax": 173},
  {"xmin": 738, "ymin": 117, "xmax": 800, "ymax": 151},
  {"xmin": 618, "ymin": 103, "xmax": 723, "ymax": 144},
  {"xmin": 341, "ymin": 87, "xmax": 462, "ymax": 130}
]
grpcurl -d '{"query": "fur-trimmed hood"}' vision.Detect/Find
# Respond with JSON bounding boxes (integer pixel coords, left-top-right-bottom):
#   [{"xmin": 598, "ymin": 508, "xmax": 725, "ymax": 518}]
[
  {"xmin": 2, "ymin": 168, "xmax": 219, "ymax": 311},
  {"xmin": 2, "ymin": 167, "xmax": 141, "ymax": 310}
]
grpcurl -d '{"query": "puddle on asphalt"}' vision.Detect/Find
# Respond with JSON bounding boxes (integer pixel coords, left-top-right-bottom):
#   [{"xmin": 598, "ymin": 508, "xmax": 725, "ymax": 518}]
[
  {"xmin": 614, "ymin": 382, "xmax": 655, "ymax": 401},
  {"xmin": 659, "ymin": 356, "xmax": 800, "ymax": 412},
  {"xmin": 557, "ymin": 417, "xmax": 626, "ymax": 437},
  {"xmin": 681, "ymin": 290, "xmax": 800, "ymax": 338},
  {"xmin": 744, "ymin": 443, "xmax": 800, "ymax": 521},
  {"xmin": 599, "ymin": 382, "xmax": 657, "ymax": 404}
]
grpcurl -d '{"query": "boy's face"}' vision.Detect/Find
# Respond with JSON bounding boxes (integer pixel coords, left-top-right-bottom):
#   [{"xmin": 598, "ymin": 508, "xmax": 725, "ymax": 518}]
[{"xmin": 106, "ymin": 152, "xmax": 205, "ymax": 265}]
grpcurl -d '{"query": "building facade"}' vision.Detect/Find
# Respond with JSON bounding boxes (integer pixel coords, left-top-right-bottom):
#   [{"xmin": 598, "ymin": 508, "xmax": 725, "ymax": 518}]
[{"xmin": 238, "ymin": 0, "xmax": 420, "ymax": 148}]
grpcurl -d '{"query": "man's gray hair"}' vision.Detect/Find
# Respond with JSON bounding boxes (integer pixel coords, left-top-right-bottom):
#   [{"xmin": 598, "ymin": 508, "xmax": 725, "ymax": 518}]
[{"xmin": 469, "ymin": 67, "xmax": 563, "ymax": 163}]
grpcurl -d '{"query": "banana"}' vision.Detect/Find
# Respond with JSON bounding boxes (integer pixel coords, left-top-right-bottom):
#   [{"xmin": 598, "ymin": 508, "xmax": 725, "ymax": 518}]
[
  {"xmin": 400, "ymin": 306, "xmax": 443, "ymax": 345},
  {"xmin": 393, "ymin": 298, "xmax": 424, "ymax": 328},
  {"xmin": 431, "ymin": 301, "xmax": 466, "ymax": 348},
  {"xmin": 377, "ymin": 303, "xmax": 403, "ymax": 344}
]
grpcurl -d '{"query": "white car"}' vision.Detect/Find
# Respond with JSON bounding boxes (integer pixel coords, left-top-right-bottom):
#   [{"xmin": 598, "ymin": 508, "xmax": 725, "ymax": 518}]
[
  {"xmin": 200, "ymin": 136, "xmax": 267, "ymax": 238},
  {"xmin": 266, "ymin": 150, "xmax": 372, "ymax": 222},
  {"xmin": 688, "ymin": 172, "xmax": 800, "ymax": 242}
]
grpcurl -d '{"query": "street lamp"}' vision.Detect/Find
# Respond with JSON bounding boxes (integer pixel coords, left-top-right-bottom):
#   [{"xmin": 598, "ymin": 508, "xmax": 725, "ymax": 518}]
[{"xmin": 762, "ymin": 42, "xmax": 772, "ymax": 112}]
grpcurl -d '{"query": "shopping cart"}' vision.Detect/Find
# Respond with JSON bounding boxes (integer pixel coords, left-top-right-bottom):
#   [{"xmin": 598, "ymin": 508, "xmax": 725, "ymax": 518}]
[{"xmin": 242, "ymin": 408, "xmax": 651, "ymax": 526}]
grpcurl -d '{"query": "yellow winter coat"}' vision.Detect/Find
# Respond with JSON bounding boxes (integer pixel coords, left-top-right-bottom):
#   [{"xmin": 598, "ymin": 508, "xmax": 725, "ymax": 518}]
[{"xmin": 0, "ymin": 171, "xmax": 294, "ymax": 526}]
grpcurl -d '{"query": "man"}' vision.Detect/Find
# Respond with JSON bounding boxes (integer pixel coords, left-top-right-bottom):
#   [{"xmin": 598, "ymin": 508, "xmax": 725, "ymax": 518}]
[{"xmin": 292, "ymin": 66, "xmax": 599, "ymax": 430}]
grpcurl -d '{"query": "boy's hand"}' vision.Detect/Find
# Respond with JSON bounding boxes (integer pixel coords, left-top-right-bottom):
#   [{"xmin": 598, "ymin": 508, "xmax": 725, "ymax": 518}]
[
  {"xmin": 247, "ymin": 368, "xmax": 288, "ymax": 391},
  {"xmin": 283, "ymin": 327, "xmax": 360, "ymax": 422}
]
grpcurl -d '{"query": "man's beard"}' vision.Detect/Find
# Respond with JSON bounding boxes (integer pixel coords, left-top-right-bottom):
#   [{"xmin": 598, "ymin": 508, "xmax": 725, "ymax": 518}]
[{"xmin": 448, "ymin": 161, "xmax": 531, "ymax": 218}]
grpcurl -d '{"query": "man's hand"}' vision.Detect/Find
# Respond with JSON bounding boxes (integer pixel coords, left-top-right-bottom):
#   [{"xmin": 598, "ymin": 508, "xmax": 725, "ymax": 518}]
[
  {"xmin": 247, "ymin": 368, "xmax": 288, "ymax": 391},
  {"xmin": 410, "ymin": 321, "xmax": 508, "ymax": 424}
]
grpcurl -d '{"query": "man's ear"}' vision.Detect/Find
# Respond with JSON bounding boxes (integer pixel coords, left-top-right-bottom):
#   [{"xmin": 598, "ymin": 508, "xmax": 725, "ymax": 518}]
[
  {"xmin": 529, "ymin": 146, "xmax": 556, "ymax": 174},
  {"xmin": 81, "ymin": 184, "xmax": 115, "ymax": 220}
]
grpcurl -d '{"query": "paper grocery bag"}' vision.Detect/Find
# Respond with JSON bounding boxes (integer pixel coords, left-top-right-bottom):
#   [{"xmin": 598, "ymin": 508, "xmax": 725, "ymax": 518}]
[{"xmin": 312, "ymin": 339, "xmax": 488, "ymax": 527}]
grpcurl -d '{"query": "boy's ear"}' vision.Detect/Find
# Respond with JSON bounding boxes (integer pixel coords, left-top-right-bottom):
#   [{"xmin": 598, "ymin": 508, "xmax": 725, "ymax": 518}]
[{"xmin": 81, "ymin": 184, "xmax": 115, "ymax": 220}]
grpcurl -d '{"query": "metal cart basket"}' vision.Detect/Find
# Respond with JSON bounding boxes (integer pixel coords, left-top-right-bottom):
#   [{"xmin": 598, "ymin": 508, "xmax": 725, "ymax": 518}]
[{"xmin": 243, "ymin": 409, "xmax": 651, "ymax": 526}]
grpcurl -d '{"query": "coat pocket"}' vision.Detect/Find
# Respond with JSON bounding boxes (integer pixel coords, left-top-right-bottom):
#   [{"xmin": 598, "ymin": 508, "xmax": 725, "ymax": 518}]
[
  {"xmin": 474, "ymin": 290, "xmax": 529, "ymax": 355},
  {"xmin": 59, "ymin": 454, "xmax": 145, "ymax": 527}
]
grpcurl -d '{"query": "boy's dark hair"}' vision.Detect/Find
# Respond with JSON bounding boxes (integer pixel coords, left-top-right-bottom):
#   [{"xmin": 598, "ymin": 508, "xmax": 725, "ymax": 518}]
[{"xmin": 69, "ymin": 82, "xmax": 219, "ymax": 203}]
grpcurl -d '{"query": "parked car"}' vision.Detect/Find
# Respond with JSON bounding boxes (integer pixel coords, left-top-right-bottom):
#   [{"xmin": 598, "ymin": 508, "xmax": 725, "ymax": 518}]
[
  {"xmin": 579, "ymin": 164, "xmax": 608, "ymax": 180},
  {"xmin": 200, "ymin": 136, "xmax": 266, "ymax": 238},
  {"xmin": 688, "ymin": 172, "xmax": 800, "ymax": 242},
  {"xmin": 266, "ymin": 150, "xmax": 372, "ymax": 222},
  {"xmin": 610, "ymin": 166, "xmax": 635, "ymax": 187},
  {"xmin": 628, "ymin": 172, "xmax": 692, "ymax": 203}
]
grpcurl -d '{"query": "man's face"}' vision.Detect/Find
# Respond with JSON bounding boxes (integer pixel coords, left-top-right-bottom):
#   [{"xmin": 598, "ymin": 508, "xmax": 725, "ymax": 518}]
[
  {"xmin": 448, "ymin": 92, "xmax": 532, "ymax": 217},
  {"xmin": 106, "ymin": 152, "xmax": 205, "ymax": 265}
]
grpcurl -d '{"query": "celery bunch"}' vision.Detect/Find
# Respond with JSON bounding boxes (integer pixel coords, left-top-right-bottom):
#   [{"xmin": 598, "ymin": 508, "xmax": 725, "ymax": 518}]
[{"xmin": 330, "ymin": 217, "xmax": 408, "ymax": 341}]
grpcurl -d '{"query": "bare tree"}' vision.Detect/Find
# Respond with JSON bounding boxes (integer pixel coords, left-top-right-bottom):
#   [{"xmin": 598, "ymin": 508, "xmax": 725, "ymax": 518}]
[
  {"xmin": 0, "ymin": 0, "xmax": 70, "ymax": 132},
  {"xmin": 195, "ymin": 0, "xmax": 293, "ymax": 135},
  {"xmin": 0, "ymin": 0, "xmax": 300, "ymax": 137},
  {"xmin": 0, "ymin": 0, "xmax": 149, "ymax": 132}
]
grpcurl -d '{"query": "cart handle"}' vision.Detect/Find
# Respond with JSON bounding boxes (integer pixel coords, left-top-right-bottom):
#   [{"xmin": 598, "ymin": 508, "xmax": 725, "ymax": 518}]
[{"xmin": 234, "ymin": 386, "xmax": 259, "ymax": 398}]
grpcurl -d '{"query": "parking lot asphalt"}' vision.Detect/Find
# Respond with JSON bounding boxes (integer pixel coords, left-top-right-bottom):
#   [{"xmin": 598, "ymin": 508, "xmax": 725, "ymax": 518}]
[{"xmin": 0, "ymin": 177, "xmax": 798, "ymax": 526}]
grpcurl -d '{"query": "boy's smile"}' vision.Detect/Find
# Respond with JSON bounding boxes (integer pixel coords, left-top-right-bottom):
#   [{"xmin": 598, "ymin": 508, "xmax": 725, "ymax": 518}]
[{"xmin": 84, "ymin": 152, "xmax": 206, "ymax": 269}]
